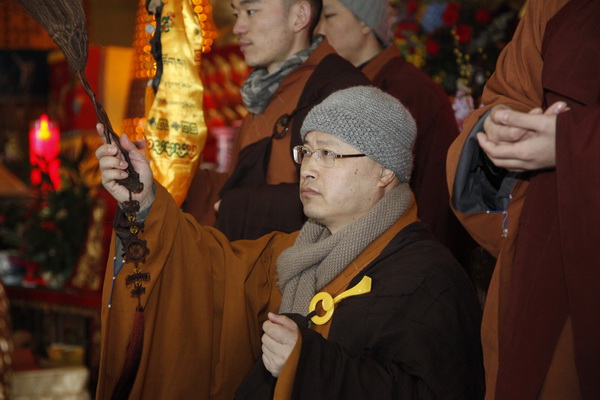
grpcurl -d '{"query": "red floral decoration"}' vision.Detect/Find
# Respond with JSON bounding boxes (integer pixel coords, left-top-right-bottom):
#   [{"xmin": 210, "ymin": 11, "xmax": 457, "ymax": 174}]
[
  {"xmin": 0, "ymin": 158, "xmax": 93, "ymax": 285},
  {"xmin": 395, "ymin": 21, "xmax": 420, "ymax": 38},
  {"xmin": 406, "ymin": 0, "xmax": 419, "ymax": 14},
  {"xmin": 475, "ymin": 9, "xmax": 492, "ymax": 24},
  {"xmin": 392, "ymin": 0, "xmax": 520, "ymax": 98},
  {"xmin": 426, "ymin": 39, "xmax": 441, "ymax": 56},
  {"xmin": 442, "ymin": 2, "xmax": 461, "ymax": 26},
  {"xmin": 455, "ymin": 24, "xmax": 473, "ymax": 44},
  {"xmin": 40, "ymin": 220, "xmax": 58, "ymax": 233}
]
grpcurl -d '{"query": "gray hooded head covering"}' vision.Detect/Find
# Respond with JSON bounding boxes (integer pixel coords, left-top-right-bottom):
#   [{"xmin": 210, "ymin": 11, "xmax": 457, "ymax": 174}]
[
  {"xmin": 338, "ymin": 0, "xmax": 392, "ymax": 43},
  {"xmin": 300, "ymin": 86, "xmax": 416, "ymax": 183}
]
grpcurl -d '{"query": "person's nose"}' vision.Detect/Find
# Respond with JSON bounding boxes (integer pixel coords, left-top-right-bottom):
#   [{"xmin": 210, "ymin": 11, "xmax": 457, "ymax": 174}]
[
  {"xmin": 300, "ymin": 153, "xmax": 319, "ymax": 180},
  {"xmin": 233, "ymin": 15, "xmax": 247, "ymax": 36},
  {"xmin": 315, "ymin": 18, "xmax": 325, "ymax": 36}
]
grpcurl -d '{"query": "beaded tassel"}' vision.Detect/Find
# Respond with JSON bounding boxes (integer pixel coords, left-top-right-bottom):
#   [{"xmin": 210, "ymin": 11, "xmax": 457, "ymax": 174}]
[{"xmin": 111, "ymin": 196, "xmax": 150, "ymax": 400}]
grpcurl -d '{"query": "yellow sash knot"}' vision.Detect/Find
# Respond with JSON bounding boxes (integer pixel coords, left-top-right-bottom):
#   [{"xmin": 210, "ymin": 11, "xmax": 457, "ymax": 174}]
[{"xmin": 308, "ymin": 276, "xmax": 372, "ymax": 326}]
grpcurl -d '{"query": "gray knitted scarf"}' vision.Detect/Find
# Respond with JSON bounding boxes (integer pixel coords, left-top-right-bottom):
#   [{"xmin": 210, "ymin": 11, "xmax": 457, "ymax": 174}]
[
  {"xmin": 277, "ymin": 183, "xmax": 413, "ymax": 315},
  {"xmin": 241, "ymin": 36, "xmax": 323, "ymax": 115}
]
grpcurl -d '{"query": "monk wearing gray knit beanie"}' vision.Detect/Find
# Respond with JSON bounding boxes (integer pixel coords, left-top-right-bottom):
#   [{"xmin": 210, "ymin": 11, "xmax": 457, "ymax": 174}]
[
  {"xmin": 317, "ymin": 0, "xmax": 474, "ymax": 273},
  {"xmin": 335, "ymin": 0, "xmax": 392, "ymax": 43},
  {"xmin": 300, "ymin": 85, "xmax": 417, "ymax": 183}
]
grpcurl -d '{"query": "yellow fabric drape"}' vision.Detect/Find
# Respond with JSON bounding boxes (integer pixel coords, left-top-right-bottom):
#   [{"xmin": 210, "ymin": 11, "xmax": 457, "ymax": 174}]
[{"xmin": 145, "ymin": 0, "xmax": 207, "ymax": 206}]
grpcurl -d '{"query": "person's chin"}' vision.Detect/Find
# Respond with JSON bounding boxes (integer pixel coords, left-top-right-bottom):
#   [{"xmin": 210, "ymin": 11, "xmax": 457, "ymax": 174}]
[
  {"xmin": 242, "ymin": 55, "xmax": 261, "ymax": 69},
  {"xmin": 302, "ymin": 203, "xmax": 323, "ymax": 220}
]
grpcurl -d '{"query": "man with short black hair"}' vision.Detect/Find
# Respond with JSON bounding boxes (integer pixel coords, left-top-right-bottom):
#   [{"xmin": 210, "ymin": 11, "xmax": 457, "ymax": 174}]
[{"xmin": 185, "ymin": 0, "xmax": 370, "ymax": 242}]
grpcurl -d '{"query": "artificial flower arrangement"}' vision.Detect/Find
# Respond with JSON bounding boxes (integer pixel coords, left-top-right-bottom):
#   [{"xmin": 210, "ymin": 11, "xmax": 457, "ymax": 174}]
[
  {"xmin": 0, "ymin": 156, "xmax": 91, "ymax": 287},
  {"xmin": 392, "ymin": 0, "xmax": 519, "ymax": 101}
]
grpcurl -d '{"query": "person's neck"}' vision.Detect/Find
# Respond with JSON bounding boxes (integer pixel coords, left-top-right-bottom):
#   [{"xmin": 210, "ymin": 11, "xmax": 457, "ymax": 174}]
[
  {"xmin": 266, "ymin": 36, "xmax": 312, "ymax": 74},
  {"xmin": 350, "ymin": 36, "xmax": 383, "ymax": 67}
]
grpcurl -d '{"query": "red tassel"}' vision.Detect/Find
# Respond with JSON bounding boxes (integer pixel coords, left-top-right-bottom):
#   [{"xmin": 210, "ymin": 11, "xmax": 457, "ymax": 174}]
[{"xmin": 110, "ymin": 306, "xmax": 145, "ymax": 400}]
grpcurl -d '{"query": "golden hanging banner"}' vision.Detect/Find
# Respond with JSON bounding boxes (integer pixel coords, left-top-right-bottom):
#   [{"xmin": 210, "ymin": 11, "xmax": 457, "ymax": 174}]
[{"xmin": 145, "ymin": 0, "xmax": 207, "ymax": 206}]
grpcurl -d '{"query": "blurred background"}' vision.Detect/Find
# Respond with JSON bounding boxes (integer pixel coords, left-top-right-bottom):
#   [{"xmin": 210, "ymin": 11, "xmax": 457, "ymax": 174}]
[{"xmin": 0, "ymin": 0, "xmax": 524, "ymax": 398}]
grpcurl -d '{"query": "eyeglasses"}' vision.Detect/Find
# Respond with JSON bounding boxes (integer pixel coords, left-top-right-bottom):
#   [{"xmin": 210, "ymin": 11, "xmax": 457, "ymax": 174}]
[{"xmin": 293, "ymin": 145, "xmax": 366, "ymax": 168}]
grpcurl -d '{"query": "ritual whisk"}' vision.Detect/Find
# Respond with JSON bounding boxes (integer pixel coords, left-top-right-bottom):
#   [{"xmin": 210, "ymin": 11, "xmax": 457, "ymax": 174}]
[
  {"xmin": 13, "ymin": 0, "xmax": 142, "ymax": 193},
  {"xmin": 13, "ymin": 2, "xmax": 150, "ymax": 398}
]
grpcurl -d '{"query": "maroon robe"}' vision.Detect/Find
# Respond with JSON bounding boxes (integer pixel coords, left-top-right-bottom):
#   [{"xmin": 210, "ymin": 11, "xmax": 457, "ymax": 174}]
[
  {"xmin": 448, "ymin": 0, "xmax": 600, "ymax": 398},
  {"xmin": 362, "ymin": 46, "xmax": 476, "ymax": 267},
  {"xmin": 497, "ymin": 1, "xmax": 600, "ymax": 397}
]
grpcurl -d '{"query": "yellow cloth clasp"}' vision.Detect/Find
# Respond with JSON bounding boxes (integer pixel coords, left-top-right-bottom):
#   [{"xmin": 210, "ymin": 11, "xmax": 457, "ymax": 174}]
[{"xmin": 308, "ymin": 276, "xmax": 372, "ymax": 325}]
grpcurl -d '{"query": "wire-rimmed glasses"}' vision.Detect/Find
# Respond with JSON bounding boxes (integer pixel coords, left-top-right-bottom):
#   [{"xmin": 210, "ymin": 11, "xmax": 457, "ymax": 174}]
[{"xmin": 293, "ymin": 145, "xmax": 366, "ymax": 167}]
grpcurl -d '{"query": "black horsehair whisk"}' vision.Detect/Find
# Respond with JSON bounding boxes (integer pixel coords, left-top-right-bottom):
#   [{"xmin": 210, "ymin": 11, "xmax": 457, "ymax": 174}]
[
  {"xmin": 14, "ymin": 2, "xmax": 153, "ymax": 397},
  {"xmin": 13, "ymin": 0, "xmax": 143, "ymax": 194}
]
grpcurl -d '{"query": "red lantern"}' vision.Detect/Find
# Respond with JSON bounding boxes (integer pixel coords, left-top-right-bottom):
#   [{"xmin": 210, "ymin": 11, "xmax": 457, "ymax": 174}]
[{"xmin": 29, "ymin": 114, "xmax": 61, "ymax": 190}]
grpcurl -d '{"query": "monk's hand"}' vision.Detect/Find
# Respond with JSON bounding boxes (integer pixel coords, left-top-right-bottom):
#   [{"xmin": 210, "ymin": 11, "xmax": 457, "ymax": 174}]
[
  {"xmin": 477, "ymin": 101, "xmax": 569, "ymax": 172},
  {"xmin": 261, "ymin": 312, "xmax": 299, "ymax": 377},
  {"xmin": 95, "ymin": 123, "xmax": 155, "ymax": 210},
  {"xmin": 481, "ymin": 104, "xmax": 528, "ymax": 145}
]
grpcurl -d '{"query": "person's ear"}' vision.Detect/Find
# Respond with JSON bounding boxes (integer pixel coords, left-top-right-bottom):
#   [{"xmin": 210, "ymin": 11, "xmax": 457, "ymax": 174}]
[
  {"xmin": 379, "ymin": 167, "xmax": 396, "ymax": 187},
  {"xmin": 292, "ymin": 0, "xmax": 312, "ymax": 32},
  {"xmin": 360, "ymin": 20, "xmax": 372, "ymax": 36}
]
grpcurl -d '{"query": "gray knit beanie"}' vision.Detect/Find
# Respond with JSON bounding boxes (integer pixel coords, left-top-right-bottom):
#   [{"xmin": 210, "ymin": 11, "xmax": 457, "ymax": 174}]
[
  {"xmin": 300, "ymin": 86, "xmax": 416, "ymax": 183},
  {"xmin": 338, "ymin": 0, "xmax": 391, "ymax": 43}
]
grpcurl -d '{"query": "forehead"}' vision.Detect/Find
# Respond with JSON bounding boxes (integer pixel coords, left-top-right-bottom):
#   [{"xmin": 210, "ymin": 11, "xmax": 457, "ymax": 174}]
[
  {"xmin": 304, "ymin": 131, "xmax": 355, "ymax": 151},
  {"xmin": 322, "ymin": 0, "xmax": 341, "ymax": 9},
  {"xmin": 232, "ymin": 0, "xmax": 263, "ymax": 8},
  {"xmin": 232, "ymin": 0, "xmax": 285, "ymax": 7}
]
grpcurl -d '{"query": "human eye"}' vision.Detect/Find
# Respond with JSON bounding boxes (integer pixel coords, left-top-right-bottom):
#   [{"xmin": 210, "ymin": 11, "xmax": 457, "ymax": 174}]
[
  {"xmin": 323, "ymin": 12, "xmax": 336, "ymax": 19},
  {"xmin": 320, "ymin": 149, "xmax": 337, "ymax": 159}
]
